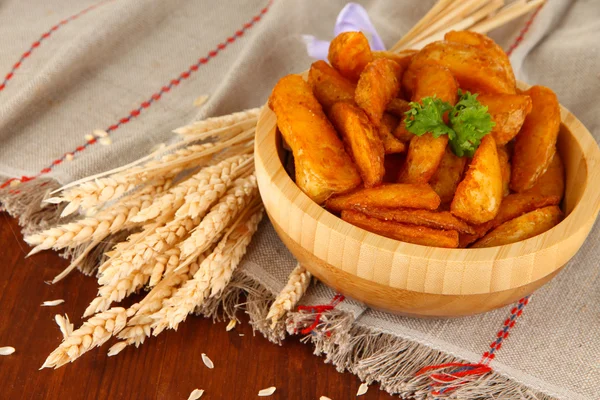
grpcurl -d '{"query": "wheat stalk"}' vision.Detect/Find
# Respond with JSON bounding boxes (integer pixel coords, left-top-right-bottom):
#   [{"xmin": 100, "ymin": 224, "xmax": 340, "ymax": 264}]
[
  {"xmin": 173, "ymin": 107, "xmax": 261, "ymax": 136},
  {"xmin": 133, "ymin": 154, "xmax": 252, "ymax": 223},
  {"xmin": 179, "ymin": 175, "xmax": 258, "ymax": 260},
  {"xmin": 41, "ymin": 306, "xmax": 136, "ymax": 369},
  {"xmin": 266, "ymin": 264, "xmax": 312, "ymax": 328},
  {"xmin": 151, "ymin": 206, "xmax": 262, "ymax": 334}
]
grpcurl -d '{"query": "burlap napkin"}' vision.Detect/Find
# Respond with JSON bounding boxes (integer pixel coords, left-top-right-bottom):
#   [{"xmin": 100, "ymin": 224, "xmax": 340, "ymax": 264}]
[{"xmin": 1, "ymin": 0, "xmax": 598, "ymax": 398}]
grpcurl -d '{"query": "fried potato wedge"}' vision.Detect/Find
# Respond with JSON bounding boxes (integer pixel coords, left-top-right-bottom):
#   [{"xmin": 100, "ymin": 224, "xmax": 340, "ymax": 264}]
[
  {"xmin": 429, "ymin": 147, "xmax": 467, "ymax": 204},
  {"xmin": 527, "ymin": 152, "xmax": 565, "ymax": 200},
  {"xmin": 444, "ymin": 31, "xmax": 515, "ymax": 91},
  {"xmin": 341, "ymin": 209, "xmax": 459, "ymax": 248},
  {"xmin": 385, "ymin": 98, "xmax": 412, "ymax": 118},
  {"xmin": 308, "ymin": 60, "xmax": 356, "ymax": 112},
  {"xmin": 451, "ymin": 135, "xmax": 503, "ymax": 224},
  {"xmin": 497, "ymin": 146, "xmax": 511, "ymax": 197},
  {"xmin": 477, "ymin": 94, "xmax": 532, "ymax": 145},
  {"xmin": 372, "ymin": 49, "xmax": 417, "ymax": 72},
  {"xmin": 392, "ymin": 119, "xmax": 414, "ymax": 142},
  {"xmin": 328, "ymin": 31, "xmax": 372, "ymax": 82},
  {"xmin": 511, "ymin": 86, "xmax": 561, "ymax": 192},
  {"xmin": 472, "ymin": 206, "xmax": 563, "ymax": 248},
  {"xmin": 268, "ymin": 75, "xmax": 361, "ymax": 204},
  {"xmin": 412, "ymin": 64, "xmax": 458, "ymax": 103},
  {"xmin": 329, "ymin": 102, "xmax": 385, "ymax": 187},
  {"xmin": 398, "ymin": 134, "xmax": 449, "ymax": 184},
  {"xmin": 355, "ymin": 58, "xmax": 402, "ymax": 127},
  {"xmin": 403, "ymin": 41, "xmax": 516, "ymax": 96},
  {"xmin": 356, "ymin": 207, "xmax": 474, "ymax": 234},
  {"xmin": 380, "ymin": 113, "xmax": 405, "ymax": 154},
  {"xmin": 326, "ymin": 183, "xmax": 441, "ymax": 212},
  {"xmin": 398, "ymin": 64, "xmax": 457, "ymax": 184}
]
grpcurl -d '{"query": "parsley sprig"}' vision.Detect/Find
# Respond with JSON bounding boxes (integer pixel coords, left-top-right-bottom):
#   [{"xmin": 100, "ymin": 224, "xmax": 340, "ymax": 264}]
[{"xmin": 403, "ymin": 90, "xmax": 495, "ymax": 157}]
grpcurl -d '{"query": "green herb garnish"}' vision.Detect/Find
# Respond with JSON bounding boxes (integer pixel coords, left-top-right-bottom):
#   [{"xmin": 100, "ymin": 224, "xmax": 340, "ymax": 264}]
[{"xmin": 403, "ymin": 90, "xmax": 495, "ymax": 157}]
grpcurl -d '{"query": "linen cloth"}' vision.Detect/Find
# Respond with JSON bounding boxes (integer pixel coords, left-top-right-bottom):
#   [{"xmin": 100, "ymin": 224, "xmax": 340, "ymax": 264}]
[{"xmin": 0, "ymin": 0, "xmax": 598, "ymax": 399}]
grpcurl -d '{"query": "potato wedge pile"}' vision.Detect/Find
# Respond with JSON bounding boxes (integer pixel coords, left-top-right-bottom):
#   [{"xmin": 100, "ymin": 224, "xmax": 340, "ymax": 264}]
[{"xmin": 268, "ymin": 31, "xmax": 564, "ymax": 248}]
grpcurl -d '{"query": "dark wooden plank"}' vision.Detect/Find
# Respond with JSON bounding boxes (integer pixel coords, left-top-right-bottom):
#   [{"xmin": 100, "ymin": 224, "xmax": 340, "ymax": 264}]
[{"xmin": 0, "ymin": 213, "xmax": 396, "ymax": 400}]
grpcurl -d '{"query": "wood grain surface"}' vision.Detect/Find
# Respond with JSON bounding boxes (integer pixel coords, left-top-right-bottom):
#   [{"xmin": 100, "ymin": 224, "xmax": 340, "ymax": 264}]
[{"xmin": 0, "ymin": 213, "xmax": 395, "ymax": 400}]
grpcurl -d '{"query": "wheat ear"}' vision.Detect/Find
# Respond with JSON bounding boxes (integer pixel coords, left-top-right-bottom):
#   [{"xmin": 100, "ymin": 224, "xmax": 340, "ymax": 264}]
[
  {"xmin": 133, "ymin": 154, "xmax": 251, "ymax": 222},
  {"xmin": 266, "ymin": 264, "xmax": 312, "ymax": 328},
  {"xmin": 152, "ymin": 206, "xmax": 262, "ymax": 333},
  {"xmin": 52, "ymin": 143, "xmax": 214, "ymax": 216},
  {"xmin": 41, "ymin": 306, "xmax": 136, "ymax": 369},
  {"xmin": 179, "ymin": 175, "xmax": 257, "ymax": 260},
  {"xmin": 173, "ymin": 107, "xmax": 261, "ymax": 136}
]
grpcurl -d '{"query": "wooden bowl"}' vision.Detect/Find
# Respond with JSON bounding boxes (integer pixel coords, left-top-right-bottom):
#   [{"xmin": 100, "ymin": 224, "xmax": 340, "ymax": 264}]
[{"xmin": 254, "ymin": 82, "xmax": 600, "ymax": 317}]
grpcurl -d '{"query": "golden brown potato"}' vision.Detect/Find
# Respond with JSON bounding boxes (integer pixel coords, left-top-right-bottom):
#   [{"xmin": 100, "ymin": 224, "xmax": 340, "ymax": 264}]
[
  {"xmin": 308, "ymin": 60, "xmax": 356, "ymax": 112},
  {"xmin": 444, "ymin": 31, "xmax": 515, "ymax": 92},
  {"xmin": 403, "ymin": 41, "xmax": 516, "ymax": 96},
  {"xmin": 398, "ymin": 134, "xmax": 449, "ymax": 184},
  {"xmin": 385, "ymin": 98, "xmax": 412, "ymax": 118},
  {"xmin": 328, "ymin": 31, "xmax": 373, "ymax": 82},
  {"xmin": 527, "ymin": 152, "xmax": 565, "ymax": 200},
  {"xmin": 372, "ymin": 49, "xmax": 417, "ymax": 72},
  {"xmin": 356, "ymin": 207, "xmax": 474, "ymax": 234},
  {"xmin": 412, "ymin": 64, "xmax": 458, "ymax": 103},
  {"xmin": 329, "ymin": 102, "xmax": 385, "ymax": 188},
  {"xmin": 429, "ymin": 147, "xmax": 467, "ymax": 204},
  {"xmin": 379, "ymin": 113, "xmax": 405, "ymax": 154},
  {"xmin": 326, "ymin": 183, "xmax": 441, "ymax": 212},
  {"xmin": 398, "ymin": 64, "xmax": 457, "ymax": 184},
  {"xmin": 511, "ymin": 86, "xmax": 561, "ymax": 192},
  {"xmin": 472, "ymin": 206, "xmax": 563, "ymax": 248},
  {"xmin": 451, "ymin": 135, "xmax": 503, "ymax": 224},
  {"xmin": 341, "ymin": 210, "xmax": 459, "ymax": 248},
  {"xmin": 477, "ymin": 94, "xmax": 533, "ymax": 145},
  {"xmin": 268, "ymin": 75, "xmax": 361, "ymax": 204},
  {"xmin": 355, "ymin": 58, "xmax": 402, "ymax": 127},
  {"xmin": 392, "ymin": 120, "xmax": 415, "ymax": 142},
  {"xmin": 497, "ymin": 146, "xmax": 511, "ymax": 197}
]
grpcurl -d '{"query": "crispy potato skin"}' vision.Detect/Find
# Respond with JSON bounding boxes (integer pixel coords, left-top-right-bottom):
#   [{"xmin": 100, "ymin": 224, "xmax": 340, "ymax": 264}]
[
  {"xmin": 308, "ymin": 60, "xmax": 356, "ymax": 112},
  {"xmin": 355, "ymin": 207, "xmax": 474, "ymax": 234},
  {"xmin": 325, "ymin": 183, "xmax": 441, "ymax": 212},
  {"xmin": 392, "ymin": 119, "xmax": 415, "ymax": 142},
  {"xmin": 451, "ymin": 135, "xmax": 503, "ymax": 224},
  {"xmin": 398, "ymin": 64, "xmax": 457, "ymax": 184},
  {"xmin": 472, "ymin": 206, "xmax": 563, "ymax": 248},
  {"xmin": 497, "ymin": 146, "xmax": 511, "ymax": 197},
  {"xmin": 380, "ymin": 113, "xmax": 406, "ymax": 154},
  {"xmin": 429, "ymin": 147, "xmax": 467, "ymax": 204},
  {"xmin": 355, "ymin": 58, "xmax": 403, "ymax": 127},
  {"xmin": 341, "ymin": 210, "xmax": 459, "ymax": 248},
  {"xmin": 372, "ymin": 50, "xmax": 417, "ymax": 72},
  {"xmin": 385, "ymin": 98, "xmax": 412, "ymax": 118},
  {"xmin": 527, "ymin": 152, "xmax": 565, "ymax": 200},
  {"xmin": 268, "ymin": 75, "xmax": 361, "ymax": 204},
  {"xmin": 477, "ymin": 94, "xmax": 532, "ymax": 145},
  {"xmin": 511, "ymin": 86, "xmax": 561, "ymax": 192},
  {"xmin": 328, "ymin": 31, "xmax": 373, "ymax": 82},
  {"xmin": 398, "ymin": 134, "xmax": 449, "ymax": 184},
  {"xmin": 329, "ymin": 102, "xmax": 385, "ymax": 187},
  {"xmin": 444, "ymin": 31, "xmax": 515, "ymax": 91},
  {"xmin": 403, "ymin": 41, "xmax": 516, "ymax": 96}
]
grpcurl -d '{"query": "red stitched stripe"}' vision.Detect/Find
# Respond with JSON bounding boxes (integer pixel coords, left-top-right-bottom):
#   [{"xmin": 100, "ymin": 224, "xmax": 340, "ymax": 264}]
[
  {"xmin": 0, "ymin": 1, "xmax": 273, "ymax": 189},
  {"xmin": 0, "ymin": 0, "xmax": 112, "ymax": 93},
  {"xmin": 506, "ymin": 5, "xmax": 544, "ymax": 56}
]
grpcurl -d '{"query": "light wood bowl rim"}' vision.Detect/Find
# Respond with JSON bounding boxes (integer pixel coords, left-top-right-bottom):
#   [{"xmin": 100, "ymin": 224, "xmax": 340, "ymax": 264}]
[{"xmin": 255, "ymin": 79, "xmax": 600, "ymax": 296}]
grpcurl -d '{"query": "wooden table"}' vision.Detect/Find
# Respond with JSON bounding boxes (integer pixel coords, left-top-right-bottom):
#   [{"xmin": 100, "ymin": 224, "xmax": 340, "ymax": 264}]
[{"xmin": 0, "ymin": 214, "xmax": 396, "ymax": 400}]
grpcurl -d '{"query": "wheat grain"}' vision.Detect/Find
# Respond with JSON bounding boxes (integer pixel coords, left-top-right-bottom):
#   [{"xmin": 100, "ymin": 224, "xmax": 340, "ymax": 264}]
[
  {"xmin": 258, "ymin": 387, "xmax": 276, "ymax": 397},
  {"xmin": 226, "ymin": 319, "xmax": 236, "ymax": 331},
  {"xmin": 357, "ymin": 383, "xmax": 369, "ymax": 396},
  {"xmin": 42, "ymin": 299, "xmax": 65, "ymax": 307},
  {"xmin": 187, "ymin": 389, "xmax": 204, "ymax": 400},
  {"xmin": 173, "ymin": 107, "xmax": 261, "ymax": 136},
  {"xmin": 41, "ymin": 306, "xmax": 135, "ymax": 369},
  {"xmin": 54, "ymin": 314, "xmax": 74, "ymax": 339},
  {"xmin": 266, "ymin": 263, "xmax": 312, "ymax": 328},
  {"xmin": 201, "ymin": 353, "xmax": 214, "ymax": 369},
  {"xmin": 0, "ymin": 347, "xmax": 15, "ymax": 355},
  {"xmin": 134, "ymin": 154, "xmax": 251, "ymax": 223},
  {"xmin": 179, "ymin": 175, "xmax": 257, "ymax": 259}
]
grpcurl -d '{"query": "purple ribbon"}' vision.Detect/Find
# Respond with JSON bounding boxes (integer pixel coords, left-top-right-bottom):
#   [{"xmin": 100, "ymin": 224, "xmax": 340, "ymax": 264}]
[{"xmin": 302, "ymin": 3, "xmax": 385, "ymax": 60}]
